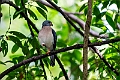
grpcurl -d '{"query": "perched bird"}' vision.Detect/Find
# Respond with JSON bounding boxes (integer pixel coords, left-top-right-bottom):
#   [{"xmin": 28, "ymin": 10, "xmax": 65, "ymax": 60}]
[{"xmin": 38, "ymin": 20, "xmax": 57, "ymax": 67}]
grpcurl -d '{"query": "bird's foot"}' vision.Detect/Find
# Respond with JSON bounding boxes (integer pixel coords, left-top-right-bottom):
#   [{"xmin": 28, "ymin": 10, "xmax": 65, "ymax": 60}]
[{"xmin": 46, "ymin": 50, "xmax": 50, "ymax": 54}]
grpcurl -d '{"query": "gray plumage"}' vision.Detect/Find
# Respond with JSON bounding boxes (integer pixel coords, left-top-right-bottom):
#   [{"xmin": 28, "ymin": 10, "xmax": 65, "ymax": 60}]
[{"xmin": 38, "ymin": 20, "xmax": 57, "ymax": 67}]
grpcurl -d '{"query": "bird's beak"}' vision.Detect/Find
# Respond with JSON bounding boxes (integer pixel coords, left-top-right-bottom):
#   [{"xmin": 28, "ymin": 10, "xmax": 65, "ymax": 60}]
[{"xmin": 50, "ymin": 22, "xmax": 53, "ymax": 26}]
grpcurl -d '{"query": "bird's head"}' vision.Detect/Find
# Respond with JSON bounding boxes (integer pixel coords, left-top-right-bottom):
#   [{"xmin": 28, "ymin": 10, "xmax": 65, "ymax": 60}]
[{"xmin": 42, "ymin": 20, "xmax": 53, "ymax": 28}]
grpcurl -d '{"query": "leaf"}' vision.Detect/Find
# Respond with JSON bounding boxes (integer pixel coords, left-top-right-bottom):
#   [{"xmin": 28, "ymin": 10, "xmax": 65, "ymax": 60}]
[
  {"xmin": 106, "ymin": 14, "xmax": 115, "ymax": 30},
  {"xmin": 36, "ymin": 7, "xmax": 47, "ymax": 19},
  {"xmin": 9, "ymin": 31, "xmax": 26, "ymax": 39},
  {"xmin": 13, "ymin": 9, "xmax": 25, "ymax": 19},
  {"xmin": 57, "ymin": 40, "xmax": 67, "ymax": 47},
  {"xmin": 14, "ymin": 0, "xmax": 20, "ymax": 6},
  {"xmin": 1, "ymin": 40, "xmax": 8, "ymax": 57},
  {"xmin": 36, "ymin": 1, "xmax": 48, "ymax": 11},
  {"xmin": 58, "ymin": 71, "xmax": 64, "ymax": 79},
  {"xmin": 84, "ymin": 7, "xmax": 88, "ymax": 15},
  {"xmin": 101, "ymin": 1, "xmax": 109, "ymax": 10},
  {"xmin": 109, "ymin": 32, "xmax": 114, "ymax": 38},
  {"xmin": 27, "ymin": 9, "xmax": 38, "ymax": 20},
  {"xmin": 22, "ymin": 41, "xmax": 29, "ymax": 55},
  {"xmin": 17, "ymin": 56, "xmax": 24, "ymax": 63},
  {"xmin": 11, "ymin": 44, "xmax": 19, "ymax": 53},
  {"xmin": 79, "ymin": 3, "xmax": 87, "ymax": 12},
  {"xmin": 29, "ymin": 37, "xmax": 39, "ymax": 49},
  {"xmin": 0, "ymin": 35, "xmax": 4, "ymax": 40},
  {"xmin": 0, "ymin": 61, "xmax": 6, "ymax": 65},
  {"xmin": 93, "ymin": 5, "xmax": 101, "ymax": 17},
  {"xmin": 8, "ymin": 35, "xmax": 22, "ymax": 47},
  {"xmin": 43, "ymin": 58, "xmax": 49, "ymax": 68},
  {"xmin": 54, "ymin": 77, "xmax": 58, "ymax": 80},
  {"xmin": 12, "ymin": 57, "xmax": 18, "ymax": 64},
  {"xmin": 13, "ymin": 11, "xmax": 19, "ymax": 20},
  {"xmin": 117, "ymin": 75, "xmax": 120, "ymax": 80},
  {"xmin": 73, "ymin": 50, "xmax": 82, "ymax": 62},
  {"xmin": 53, "ymin": 0, "xmax": 58, "ymax": 4}
]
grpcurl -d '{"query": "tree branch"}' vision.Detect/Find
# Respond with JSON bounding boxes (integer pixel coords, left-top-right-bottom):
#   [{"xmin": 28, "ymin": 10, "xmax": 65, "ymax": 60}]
[
  {"xmin": 1, "ymin": 0, "xmax": 120, "ymax": 78},
  {"xmin": 38, "ymin": 0, "xmax": 108, "ymax": 38},
  {"xmin": 83, "ymin": 0, "xmax": 92, "ymax": 79},
  {"xmin": 1, "ymin": 0, "xmax": 39, "ymax": 33},
  {"xmin": 45, "ymin": 0, "xmax": 119, "ymax": 76},
  {"xmin": 0, "ymin": 38, "xmax": 120, "ymax": 79},
  {"xmin": 2, "ymin": 1, "xmax": 67, "ymax": 79}
]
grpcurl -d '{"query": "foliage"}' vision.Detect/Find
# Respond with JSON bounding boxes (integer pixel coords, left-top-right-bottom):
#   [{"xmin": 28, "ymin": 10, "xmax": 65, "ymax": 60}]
[{"xmin": 1, "ymin": 0, "xmax": 120, "ymax": 80}]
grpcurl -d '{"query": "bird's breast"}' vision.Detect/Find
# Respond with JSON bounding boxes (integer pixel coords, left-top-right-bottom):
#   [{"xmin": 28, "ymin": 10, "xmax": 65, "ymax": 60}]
[{"xmin": 38, "ymin": 26, "xmax": 54, "ymax": 50}]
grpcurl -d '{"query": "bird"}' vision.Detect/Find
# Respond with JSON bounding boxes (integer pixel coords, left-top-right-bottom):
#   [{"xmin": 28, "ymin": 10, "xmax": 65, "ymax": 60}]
[{"xmin": 38, "ymin": 20, "xmax": 57, "ymax": 67}]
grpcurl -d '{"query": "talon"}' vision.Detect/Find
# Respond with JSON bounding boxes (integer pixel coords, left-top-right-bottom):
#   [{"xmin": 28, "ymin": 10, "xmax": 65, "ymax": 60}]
[{"xmin": 46, "ymin": 50, "xmax": 50, "ymax": 54}]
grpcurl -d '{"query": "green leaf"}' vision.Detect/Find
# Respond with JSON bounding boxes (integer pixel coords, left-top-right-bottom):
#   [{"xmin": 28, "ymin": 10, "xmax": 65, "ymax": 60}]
[
  {"xmin": 36, "ymin": 7, "xmax": 47, "ymax": 19},
  {"xmin": 11, "ymin": 44, "xmax": 19, "ymax": 53},
  {"xmin": 0, "ymin": 61, "xmax": 6, "ymax": 65},
  {"xmin": 53, "ymin": 0, "xmax": 58, "ymax": 4},
  {"xmin": 27, "ymin": 9, "xmax": 38, "ymax": 20},
  {"xmin": 17, "ymin": 56, "xmax": 24, "ymax": 63},
  {"xmin": 101, "ymin": 1, "xmax": 109, "ymax": 10},
  {"xmin": 43, "ymin": 58, "xmax": 49, "ymax": 68},
  {"xmin": 116, "ymin": 75, "xmax": 120, "ymax": 80},
  {"xmin": 109, "ymin": 32, "xmax": 114, "ymax": 38},
  {"xmin": 13, "ymin": 9, "xmax": 25, "ymax": 19},
  {"xmin": 114, "ymin": 14, "xmax": 119, "ymax": 23},
  {"xmin": 14, "ymin": 0, "xmax": 20, "ymax": 6},
  {"xmin": 13, "ymin": 11, "xmax": 19, "ymax": 20},
  {"xmin": 12, "ymin": 57, "xmax": 18, "ymax": 64},
  {"xmin": 54, "ymin": 77, "xmax": 58, "ymax": 80},
  {"xmin": 8, "ymin": 35, "xmax": 22, "ymax": 47},
  {"xmin": 0, "ymin": 35, "xmax": 4, "ymax": 40},
  {"xmin": 99, "ymin": 26, "xmax": 107, "ymax": 35},
  {"xmin": 106, "ymin": 14, "xmax": 115, "ymax": 30},
  {"xmin": 36, "ymin": 1, "xmax": 48, "ymax": 11},
  {"xmin": 73, "ymin": 50, "xmax": 82, "ymax": 62},
  {"xmin": 79, "ymin": 3, "xmax": 87, "ymax": 12},
  {"xmin": 1, "ymin": 40, "xmax": 8, "ymax": 57},
  {"xmin": 29, "ymin": 37, "xmax": 39, "ymax": 49},
  {"xmin": 58, "ymin": 71, "xmax": 64, "ymax": 79},
  {"xmin": 57, "ymin": 40, "xmax": 67, "ymax": 47},
  {"xmin": 93, "ymin": 5, "xmax": 100, "ymax": 16},
  {"xmin": 84, "ymin": 7, "xmax": 88, "ymax": 15},
  {"xmin": 22, "ymin": 41, "xmax": 29, "ymax": 55},
  {"xmin": 9, "ymin": 31, "xmax": 26, "ymax": 39}
]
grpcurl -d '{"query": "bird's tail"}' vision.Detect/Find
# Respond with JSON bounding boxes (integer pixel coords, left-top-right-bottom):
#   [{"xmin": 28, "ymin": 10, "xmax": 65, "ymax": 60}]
[{"xmin": 50, "ymin": 55, "xmax": 55, "ymax": 67}]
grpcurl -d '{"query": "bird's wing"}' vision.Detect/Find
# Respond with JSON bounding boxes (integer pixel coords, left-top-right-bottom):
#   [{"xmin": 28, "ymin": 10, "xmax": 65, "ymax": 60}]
[{"xmin": 52, "ymin": 29, "xmax": 57, "ymax": 50}]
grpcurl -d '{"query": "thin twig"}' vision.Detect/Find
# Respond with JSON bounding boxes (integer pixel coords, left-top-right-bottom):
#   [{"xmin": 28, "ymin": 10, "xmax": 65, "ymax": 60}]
[{"xmin": 55, "ymin": 55, "xmax": 69, "ymax": 80}]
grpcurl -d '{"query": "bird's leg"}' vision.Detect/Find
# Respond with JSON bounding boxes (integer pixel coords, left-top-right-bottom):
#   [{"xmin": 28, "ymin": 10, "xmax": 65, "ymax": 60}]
[{"xmin": 46, "ymin": 49, "xmax": 50, "ymax": 54}]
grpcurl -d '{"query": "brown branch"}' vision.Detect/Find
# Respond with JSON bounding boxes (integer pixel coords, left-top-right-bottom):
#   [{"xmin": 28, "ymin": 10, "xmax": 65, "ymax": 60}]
[
  {"xmin": 1, "ymin": 0, "xmax": 120, "ymax": 78},
  {"xmin": 83, "ymin": 0, "xmax": 92, "ymax": 79},
  {"xmin": 45, "ymin": 0, "xmax": 119, "ymax": 76},
  {"xmin": 2, "ymin": 1, "xmax": 67, "ymax": 80},
  {"xmin": 1, "ymin": 0, "xmax": 39, "ymax": 33},
  {"xmin": 38, "ymin": 0, "xmax": 108, "ymax": 38},
  {"xmin": 65, "ymin": 14, "xmax": 108, "ymax": 38},
  {"xmin": 0, "ymin": 38, "xmax": 120, "ymax": 79},
  {"xmin": 55, "ymin": 55, "xmax": 68, "ymax": 80}
]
